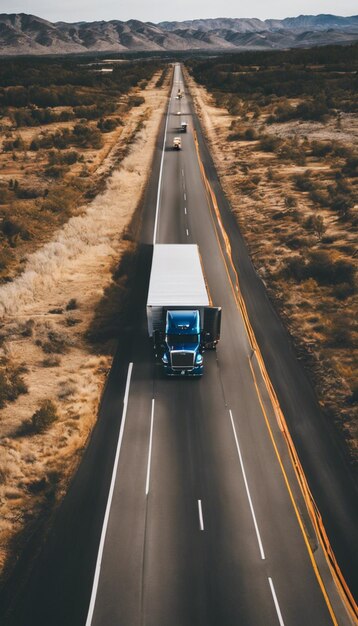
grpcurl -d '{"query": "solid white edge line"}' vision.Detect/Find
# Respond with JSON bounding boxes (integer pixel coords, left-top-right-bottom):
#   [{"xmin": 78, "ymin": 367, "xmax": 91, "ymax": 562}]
[
  {"xmin": 229, "ymin": 410, "xmax": 266, "ymax": 560},
  {"xmin": 85, "ymin": 362, "xmax": 133, "ymax": 626},
  {"xmin": 153, "ymin": 72, "xmax": 173, "ymax": 245},
  {"xmin": 145, "ymin": 399, "xmax": 155, "ymax": 495},
  {"xmin": 268, "ymin": 577, "xmax": 285, "ymax": 626},
  {"xmin": 198, "ymin": 499, "xmax": 204, "ymax": 531}
]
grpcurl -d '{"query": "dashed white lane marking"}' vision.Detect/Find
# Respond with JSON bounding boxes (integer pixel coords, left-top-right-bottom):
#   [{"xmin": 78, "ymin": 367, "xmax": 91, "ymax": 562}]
[
  {"xmin": 86, "ymin": 363, "xmax": 134, "ymax": 626},
  {"xmin": 198, "ymin": 500, "xmax": 204, "ymax": 531},
  {"xmin": 184, "ymin": 192, "xmax": 187, "ymax": 201},
  {"xmin": 186, "ymin": 229, "xmax": 189, "ymax": 237},
  {"xmin": 145, "ymin": 399, "xmax": 155, "ymax": 495},
  {"xmin": 184, "ymin": 207, "xmax": 187, "ymax": 214},
  {"xmin": 229, "ymin": 410, "xmax": 266, "ymax": 560},
  {"xmin": 268, "ymin": 578, "xmax": 285, "ymax": 626}
]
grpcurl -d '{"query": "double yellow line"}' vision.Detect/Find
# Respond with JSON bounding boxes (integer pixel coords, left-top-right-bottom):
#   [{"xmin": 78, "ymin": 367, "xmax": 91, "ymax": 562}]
[{"xmin": 193, "ymin": 130, "xmax": 358, "ymax": 625}]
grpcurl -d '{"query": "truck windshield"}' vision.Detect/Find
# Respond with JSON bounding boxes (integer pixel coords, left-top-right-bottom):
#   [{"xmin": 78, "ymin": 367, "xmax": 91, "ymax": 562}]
[{"xmin": 167, "ymin": 334, "xmax": 199, "ymax": 344}]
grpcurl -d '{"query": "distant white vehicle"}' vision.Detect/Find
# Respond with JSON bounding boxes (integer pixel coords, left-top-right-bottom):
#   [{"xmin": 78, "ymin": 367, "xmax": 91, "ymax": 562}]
[
  {"xmin": 177, "ymin": 111, "xmax": 181, "ymax": 115},
  {"xmin": 173, "ymin": 137, "xmax": 182, "ymax": 150}
]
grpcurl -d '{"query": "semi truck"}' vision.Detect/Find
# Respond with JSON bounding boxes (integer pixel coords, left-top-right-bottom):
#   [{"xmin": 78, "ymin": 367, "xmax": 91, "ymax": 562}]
[{"xmin": 147, "ymin": 244, "xmax": 221, "ymax": 376}]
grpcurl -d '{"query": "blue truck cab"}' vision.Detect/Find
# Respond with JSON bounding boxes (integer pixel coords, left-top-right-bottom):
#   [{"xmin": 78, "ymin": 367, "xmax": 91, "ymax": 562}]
[{"xmin": 162, "ymin": 310, "xmax": 203, "ymax": 376}]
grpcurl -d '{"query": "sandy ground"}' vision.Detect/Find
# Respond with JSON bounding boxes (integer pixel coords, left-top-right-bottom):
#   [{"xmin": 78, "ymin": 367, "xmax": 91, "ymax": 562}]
[{"xmin": 0, "ymin": 73, "xmax": 169, "ymax": 575}]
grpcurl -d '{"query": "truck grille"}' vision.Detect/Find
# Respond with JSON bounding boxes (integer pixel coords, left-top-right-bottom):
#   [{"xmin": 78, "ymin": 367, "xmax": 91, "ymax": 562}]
[{"xmin": 171, "ymin": 352, "xmax": 194, "ymax": 368}]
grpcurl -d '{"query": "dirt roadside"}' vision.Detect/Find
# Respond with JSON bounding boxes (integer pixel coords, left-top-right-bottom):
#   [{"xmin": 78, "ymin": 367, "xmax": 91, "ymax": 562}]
[{"xmin": 0, "ymin": 70, "xmax": 170, "ymax": 581}]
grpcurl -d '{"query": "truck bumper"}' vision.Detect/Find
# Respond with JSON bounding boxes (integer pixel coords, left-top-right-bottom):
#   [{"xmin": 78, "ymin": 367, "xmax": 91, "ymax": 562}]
[{"xmin": 164, "ymin": 365, "xmax": 203, "ymax": 377}]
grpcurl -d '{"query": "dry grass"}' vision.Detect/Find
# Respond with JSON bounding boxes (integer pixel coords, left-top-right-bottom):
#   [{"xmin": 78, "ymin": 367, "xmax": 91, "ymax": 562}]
[
  {"xmin": 186, "ymin": 69, "xmax": 357, "ymax": 463},
  {"xmin": 0, "ymin": 71, "xmax": 170, "ymax": 580}
]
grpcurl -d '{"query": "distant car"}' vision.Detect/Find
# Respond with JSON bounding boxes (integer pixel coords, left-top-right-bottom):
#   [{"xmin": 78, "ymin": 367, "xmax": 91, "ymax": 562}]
[
  {"xmin": 181, "ymin": 122, "xmax": 188, "ymax": 133},
  {"xmin": 173, "ymin": 137, "xmax": 181, "ymax": 150},
  {"xmin": 177, "ymin": 111, "xmax": 181, "ymax": 115}
]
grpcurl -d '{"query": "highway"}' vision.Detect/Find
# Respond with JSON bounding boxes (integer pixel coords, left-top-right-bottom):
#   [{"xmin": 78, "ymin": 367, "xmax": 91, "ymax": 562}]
[
  {"xmin": 2, "ymin": 63, "xmax": 356, "ymax": 626},
  {"xmin": 85, "ymin": 64, "xmax": 353, "ymax": 626}
]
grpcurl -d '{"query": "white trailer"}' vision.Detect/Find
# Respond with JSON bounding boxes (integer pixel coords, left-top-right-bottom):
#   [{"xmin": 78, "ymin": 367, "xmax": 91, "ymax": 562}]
[{"xmin": 147, "ymin": 244, "xmax": 209, "ymax": 337}]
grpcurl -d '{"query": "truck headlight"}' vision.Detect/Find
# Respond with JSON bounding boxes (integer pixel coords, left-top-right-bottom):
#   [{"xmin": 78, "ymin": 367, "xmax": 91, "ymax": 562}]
[
  {"xmin": 195, "ymin": 353, "xmax": 203, "ymax": 364},
  {"xmin": 162, "ymin": 353, "xmax": 168, "ymax": 364}
]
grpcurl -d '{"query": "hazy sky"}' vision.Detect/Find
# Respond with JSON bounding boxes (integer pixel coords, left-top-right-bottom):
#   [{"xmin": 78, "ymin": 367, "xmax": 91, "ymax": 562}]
[{"xmin": 0, "ymin": 1, "xmax": 356, "ymax": 23}]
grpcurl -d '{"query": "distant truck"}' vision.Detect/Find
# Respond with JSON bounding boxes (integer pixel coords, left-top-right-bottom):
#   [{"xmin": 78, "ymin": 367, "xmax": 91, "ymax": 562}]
[
  {"xmin": 173, "ymin": 136, "xmax": 181, "ymax": 150},
  {"xmin": 181, "ymin": 122, "xmax": 187, "ymax": 133},
  {"xmin": 177, "ymin": 88, "xmax": 183, "ymax": 99},
  {"xmin": 147, "ymin": 244, "xmax": 221, "ymax": 376}
]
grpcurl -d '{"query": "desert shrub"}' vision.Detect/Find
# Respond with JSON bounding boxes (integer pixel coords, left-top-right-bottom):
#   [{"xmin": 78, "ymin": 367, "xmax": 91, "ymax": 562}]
[
  {"xmin": 295, "ymin": 99, "xmax": 330, "ymax": 122},
  {"xmin": 269, "ymin": 101, "xmax": 296, "ymax": 122},
  {"xmin": 0, "ymin": 247, "xmax": 13, "ymax": 271},
  {"xmin": 72, "ymin": 124, "xmax": 103, "ymax": 149},
  {"xmin": 41, "ymin": 329, "xmax": 70, "ymax": 354},
  {"xmin": 242, "ymin": 127, "xmax": 256, "ymax": 140},
  {"xmin": 73, "ymin": 105, "xmax": 102, "ymax": 120},
  {"xmin": 29, "ymin": 129, "xmax": 71, "ymax": 151},
  {"xmin": 41, "ymin": 185, "xmax": 81, "ymax": 214},
  {"xmin": 0, "ymin": 359, "xmax": 28, "ymax": 408},
  {"xmin": 15, "ymin": 185, "xmax": 42, "ymax": 199},
  {"xmin": 321, "ymin": 235, "xmax": 336, "ymax": 244},
  {"xmin": 286, "ymin": 235, "xmax": 311, "ymax": 250},
  {"xmin": 0, "ymin": 463, "xmax": 9, "ymax": 484},
  {"xmin": 278, "ymin": 140, "xmax": 306, "ymax": 164},
  {"xmin": 332, "ymin": 283, "xmax": 355, "ymax": 300},
  {"xmin": 62, "ymin": 150, "xmax": 80, "ymax": 165},
  {"xmin": 259, "ymin": 135, "xmax": 282, "ymax": 152},
  {"xmin": 284, "ymin": 195, "xmax": 297, "ymax": 209},
  {"xmin": 66, "ymin": 298, "xmax": 78, "ymax": 310},
  {"xmin": 48, "ymin": 149, "xmax": 79, "ymax": 166},
  {"xmin": 128, "ymin": 95, "xmax": 145, "ymax": 108},
  {"xmin": 306, "ymin": 251, "xmax": 356, "ymax": 287},
  {"xmin": 325, "ymin": 316, "xmax": 354, "ymax": 348},
  {"xmin": 3, "ymin": 136, "xmax": 26, "ymax": 152},
  {"xmin": 293, "ymin": 171, "xmax": 314, "ymax": 192},
  {"xmin": 97, "ymin": 117, "xmax": 120, "ymax": 133},
  {"xmin": 65, "ymin": 316, "xmax": 81, "ymax": 326},
  {"xmin": 238, "ymin": 177, "xmax": 258, "ymax": 194},
  {"xmin": 343, "ymin": 156, "xmax": 358, "ymax": 178},
  {"xmin": 311, "ymin": 141, "xmax": 333, "ymax": 157},
  {"xmin": 284, "ymin": 255, "xmax": 306, "ymax": 281},
  {"xmin": 44, "ymin": 165, "xmax": 66, "ymax": 179},
  {"xmin": 1, "ymin": 218, "xmax": 31, "ymax": 243},
  {"xmin": 42, "ymin": 356, "xmax": 61, "ymax": 367},
  {"xmin": 31, "ymin": 399, "xmax": 59, "ymax": 433},
  {"xmin": 0, "ymin": 186, "xmax": 11, "ymax": 204},
  {"xmin": 331, "ymin": 195, "xmax": 354, "ymax": 220},
  {"xmin": 304, "ymin": 214, "xmax": 326, "ymax": 240},
  {"xmin": 309, "ymin": 189, "xmax": 330, "ymax": 207}
]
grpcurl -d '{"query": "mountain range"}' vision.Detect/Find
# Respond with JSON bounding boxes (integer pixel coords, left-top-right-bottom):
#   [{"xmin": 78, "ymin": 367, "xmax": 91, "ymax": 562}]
[{"xmin": 0, "ymin": 13, "xmax": 358, "ymax": 55}]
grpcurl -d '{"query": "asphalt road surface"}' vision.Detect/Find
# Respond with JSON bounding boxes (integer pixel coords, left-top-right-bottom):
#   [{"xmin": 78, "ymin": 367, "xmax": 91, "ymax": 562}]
[
  {"xmin": 2, "ymin": 64, "xmax": 356, "ymax": 626},
  {"xmin": 85, "ymin": 64, "xmax": 354, "ymax": 625}
]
